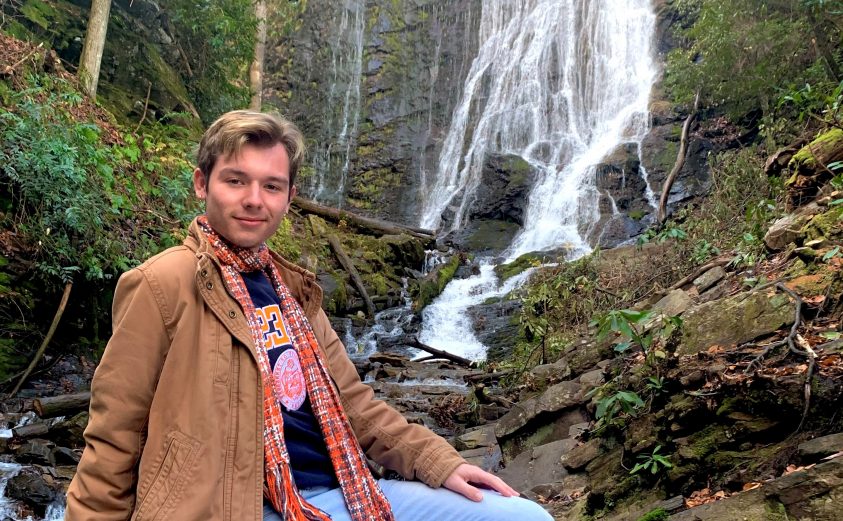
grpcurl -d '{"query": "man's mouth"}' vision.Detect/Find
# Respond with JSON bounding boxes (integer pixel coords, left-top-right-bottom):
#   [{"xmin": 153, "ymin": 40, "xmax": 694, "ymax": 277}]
[{"xmin": 235, "ymin": 217, "xmax": 266, "ymax": 225}]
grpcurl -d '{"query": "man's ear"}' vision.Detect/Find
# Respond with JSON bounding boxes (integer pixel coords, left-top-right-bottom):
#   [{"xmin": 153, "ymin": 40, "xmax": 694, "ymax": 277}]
[
  {"xmin": 289, "ymin": 184, "xmax": 297, "ymax": 202},
  {"xmin": 193, "ymin": 168, "xmax": 207, "ymax": 199}
]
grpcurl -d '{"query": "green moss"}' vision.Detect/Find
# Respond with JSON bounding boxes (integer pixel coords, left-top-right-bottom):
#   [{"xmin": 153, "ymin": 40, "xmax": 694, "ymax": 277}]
[
  {"xmin": 495, "ymin": 252, "xmax": 542, "ymax": 282},
  {"xmin": 804, "ymin": 205, "xmax": 843, "ymax": 242},
  {"xmin": 654, "ymin": 139, "xmax": 680, "ymax": 173},
  {"xmin": 0, "ymin": 338, "xmax": 27, "ymax": 382},
  {"xmin": 629, "ymin": 209, "xmax": 647, "ymax": 220},
  {"xmin": 413, "ymin": 254, "xmax": 460, "ymax": 311},
  {"xmin": 789, "ymin": 128, "xmax": 843, "ymax": 169},
  {"xmin": 637, "ymin": 508, "xmax": 668, "ymax": 521},
  {"xmin": 20, "ymin": 0, "xmax": 57, "ymax": 30}
]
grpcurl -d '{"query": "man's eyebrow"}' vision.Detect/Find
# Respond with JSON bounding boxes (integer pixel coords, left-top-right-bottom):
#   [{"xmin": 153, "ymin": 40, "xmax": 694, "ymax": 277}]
[{"xmin": 217, "ymin": 168, "xmax": 289, "ymax": 186}]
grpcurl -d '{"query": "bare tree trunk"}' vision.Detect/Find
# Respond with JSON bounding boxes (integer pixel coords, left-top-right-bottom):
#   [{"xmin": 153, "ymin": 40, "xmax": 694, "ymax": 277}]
[
  {"xmin": 249, "ymin": 0, "xmax": 267, "ymax": 111},
  {"xmin": 78, "ymin": 0, "xmax": 112, "ymax": 99},
  {"xmin": 9, "ymin": 282, "xmax": 73, "ymax": 397},
  {"xmin": 658, "ymin": 92, "xmax": 699, "ymax": 225}
]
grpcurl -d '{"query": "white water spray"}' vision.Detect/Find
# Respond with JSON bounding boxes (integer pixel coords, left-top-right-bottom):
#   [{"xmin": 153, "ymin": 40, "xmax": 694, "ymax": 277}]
[{"xmin": 418, "ymin": 0, "xmax": 658, "ymax": 358}]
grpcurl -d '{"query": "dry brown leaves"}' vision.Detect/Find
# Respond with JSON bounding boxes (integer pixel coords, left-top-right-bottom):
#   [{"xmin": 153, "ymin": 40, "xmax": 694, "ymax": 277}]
[
  {"xmin": 684, "ymin": 488, "xmax": 731, "ymax": 508},
  {"xmin": 1, "ymin": 34, "xmax": 123, "ymax": 145}
]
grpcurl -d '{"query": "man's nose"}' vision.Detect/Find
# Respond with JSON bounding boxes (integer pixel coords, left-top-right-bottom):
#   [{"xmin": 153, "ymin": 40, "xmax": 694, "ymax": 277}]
[{"xmin": 243, "ymin": 183, "xmax": 263, "ymax": 208}]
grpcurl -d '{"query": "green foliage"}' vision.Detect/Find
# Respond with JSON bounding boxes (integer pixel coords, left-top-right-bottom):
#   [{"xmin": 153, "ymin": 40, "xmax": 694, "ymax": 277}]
[
  {"xmin": 690, "ymin": 239, "xmax": 719, "ymax": 264},
  {"xmin": 593, "ymin": 388, "xmax": 645, "ymax": 432},
  {"xmin": 665, "ymin": 0, "xmax": 841, "ymax": 120},
  {"xmin": 0, "ymin": 73, "xmax": 197, "ymax": 286},
  {"xmin": 645, "ymin": 375, "xmax": 666, "ymax": 395},
  {"xmin": 679, "ymin": 146, "xmax": 781, "ymax": 258},
  {"xmin": 637, "ymin": 508, "xmax": 669, "ymax": 521},
  {"xmin": 630, "ymin": 445, "xmax": 673, "ymax": 476},
  {"xmin": 510, "ymin": 254, "xmax": 606, "ymax": 370},
  {"xmin": 591, "ymin": 309, "xmax": 681, "ymax": 360},
  {"xmin": 267, "ymin": 218, "xmax": 302, "ymax": 262},
  {"xmin": 636, "ymin": 224, "xmax": 687, "ymax": 246},
  {"xmin": 163, "ymin": 0, "xmax": 257, "ymax": 122}
]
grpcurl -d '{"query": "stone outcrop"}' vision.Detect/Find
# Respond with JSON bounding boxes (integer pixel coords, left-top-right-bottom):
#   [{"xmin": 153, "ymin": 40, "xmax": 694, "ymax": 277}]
[
  {"xmin": 268, "ymin": 0, "xmax": 482, "ymax": 221},
  {"xmin": 679, "ymin": 290, "xmax": 794, "ymax": 355}
]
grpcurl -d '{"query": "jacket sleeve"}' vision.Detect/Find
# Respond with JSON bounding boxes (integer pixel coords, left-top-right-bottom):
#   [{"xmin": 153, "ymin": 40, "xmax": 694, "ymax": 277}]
[
  {"xmin": 310, "ymin": 309, "xmax": 466, "ymax": 488},
  {"xmin": 65, "ymin": 268, "xmax": 172, "ymax": 521}
]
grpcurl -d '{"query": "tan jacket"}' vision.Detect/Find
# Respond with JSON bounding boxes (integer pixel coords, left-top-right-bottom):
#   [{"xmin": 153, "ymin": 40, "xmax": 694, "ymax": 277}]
[{"xmin": 65, "ymin": 221, "xmax": 464, "ymax": 521}]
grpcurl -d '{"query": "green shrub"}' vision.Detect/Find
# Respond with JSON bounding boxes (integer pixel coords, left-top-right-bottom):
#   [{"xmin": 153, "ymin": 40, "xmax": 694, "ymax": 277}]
[{"xmin": 0, "ymin": 74, "xmax": 197, "ymax": 286}]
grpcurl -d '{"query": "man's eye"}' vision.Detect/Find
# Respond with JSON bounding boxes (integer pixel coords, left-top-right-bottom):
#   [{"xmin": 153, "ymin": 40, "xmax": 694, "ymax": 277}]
[
  {"xmin": 227, "ymin": 178, "xmax": 243, "ymax": 185},
  {"xmin": 266, "ymin": 184, "xmax": 282, "ymax": 192}
]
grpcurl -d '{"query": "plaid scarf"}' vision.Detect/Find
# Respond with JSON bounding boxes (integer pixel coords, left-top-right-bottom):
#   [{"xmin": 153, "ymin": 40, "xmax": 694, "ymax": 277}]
[{"xmin": 197, "ymin": 216, "xmax": 394, "ymax": 521}]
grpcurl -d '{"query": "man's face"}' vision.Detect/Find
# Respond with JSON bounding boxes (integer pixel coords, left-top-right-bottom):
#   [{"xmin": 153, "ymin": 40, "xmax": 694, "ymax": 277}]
[{"xmin": 193, "ymin": 143, "xmax": 297, "ymax": 251}]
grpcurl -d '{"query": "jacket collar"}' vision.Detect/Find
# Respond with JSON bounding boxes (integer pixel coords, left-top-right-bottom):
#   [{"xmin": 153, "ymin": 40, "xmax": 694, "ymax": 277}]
[{"xmin": 184, "ymin": 217, "xmax": 323, "ymax": 318}]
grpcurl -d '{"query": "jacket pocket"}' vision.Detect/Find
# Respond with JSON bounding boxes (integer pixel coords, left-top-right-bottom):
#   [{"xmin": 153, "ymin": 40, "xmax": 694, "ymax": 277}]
[{"xmin": 132, "ymin": 430, "xmax": 201, "ymax": 521}]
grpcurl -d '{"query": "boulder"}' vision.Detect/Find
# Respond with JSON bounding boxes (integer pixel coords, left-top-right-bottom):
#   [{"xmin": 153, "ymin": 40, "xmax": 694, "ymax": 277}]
[
  {"xmin": 560, "ymin": 439, "xmax": 602, "ymax": 471},
  {"xmin": 495, "ymin": 438, "xmax": 577, "ymax": 493},
  {"xmin": 469, "ymin": 154, "xmax": 539, "ymax": 226},
  {"xmin": 47, "ymin": 412, "xmax": 88, "ymax": 449},
  {"xmin": 459, "ymin": 445, "xmax": 503, "ymax": 472},
  {"xmin": 652, "ymin": 289, "xmax": 693, "ymax": 317},
  {"xmin": 495, "ymin": 380, "xmax": 585, "ymax": 439},
  {"xmin": 670, "ymin": 455, "xmax": 843, "ymax": 520},
  {"xmin": 15, "ymin": 439, "xmax": 55, "ymax": 466},
  {"xmin": 6, "ymin": 468, "xmax": 58, "ymax": 510},
  {"xmin": 763, "ymin": 202, "xmax": 823, "ymax": 251},
  {"xmin": 798, "ymin": 433, "xmax": 843, "ymax": 461},
  {"xmin": 679, "ymin": 290, "xmax": 794, "ymax": 356},
  {"xmin": 381, "ymin": 233, "xmax": 425, "ymax": 268},
  {"xmin": 455, "ymin": 424, "xmax": 498, "ymax": 451},
  {"xmin": 468, "ymin": 297, "xmax": 522, "ymax": 362},
  {"xmin": 693, "ymin": 266, "xmax": 726, "ymax": 293}
]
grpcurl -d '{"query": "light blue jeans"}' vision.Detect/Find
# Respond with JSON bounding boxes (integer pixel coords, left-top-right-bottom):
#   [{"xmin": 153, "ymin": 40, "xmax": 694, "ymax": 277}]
[{"xmin": 262, "ymin": 479, "xmax": 553, "ymax": 521}]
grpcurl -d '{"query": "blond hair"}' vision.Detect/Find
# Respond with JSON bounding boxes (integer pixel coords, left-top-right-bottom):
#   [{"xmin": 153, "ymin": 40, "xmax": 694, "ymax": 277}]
[{"xmin": 197, "ymin": 110, "xmax": 305, "ymax": 187}]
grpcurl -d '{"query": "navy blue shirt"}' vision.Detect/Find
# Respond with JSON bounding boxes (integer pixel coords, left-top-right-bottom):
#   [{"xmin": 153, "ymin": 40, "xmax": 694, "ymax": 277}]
[{"xmin": 242, "ymin": 271, "xmax": 337, "ymax": 490}]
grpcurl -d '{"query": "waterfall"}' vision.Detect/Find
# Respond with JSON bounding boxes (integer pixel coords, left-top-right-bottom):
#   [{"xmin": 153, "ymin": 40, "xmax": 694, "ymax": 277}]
[
  {"xmin": 419, "ymin": 0, "xmax": 657, "ymax": 260},
  {"xmin": 418, "ymin": 0, "xmax": 657, "ymax": 359},
  {"xmin": 306, "ymin": 0, "xmax": 365, "ymax": 206}
]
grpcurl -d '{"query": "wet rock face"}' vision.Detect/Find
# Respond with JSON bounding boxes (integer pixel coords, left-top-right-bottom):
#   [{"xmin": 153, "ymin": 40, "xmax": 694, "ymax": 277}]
[
  {"xmin": 468, "ymin": 154, "xmax": 538, "ymax": 226},
  {"xmin": 268, "ymin": 0, "xmax": 482, "ymax": 222}
]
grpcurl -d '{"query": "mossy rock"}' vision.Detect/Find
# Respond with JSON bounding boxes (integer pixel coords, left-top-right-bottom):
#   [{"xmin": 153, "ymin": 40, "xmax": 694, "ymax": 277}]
[
  {"xmin": 412, "ymin": 254, "xmax": 460, "ymax": 311},
  {"xmin": 494, "ymin": 252, "xmax": 542, "ymax": 282},
  {"xmin": 788, "ymin": 128, "xmax": 843, "ymax": 174},
  {"xmin": 679, "ymin": 291, "xmax": 793, "ymax": 356},
  {"xmin": 802, "ymin": 205, "xmax": 843, "ymax": 243}
]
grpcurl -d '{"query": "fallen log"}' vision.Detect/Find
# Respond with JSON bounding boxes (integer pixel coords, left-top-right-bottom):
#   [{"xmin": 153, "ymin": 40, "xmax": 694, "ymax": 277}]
[
  {"xmin": 327, "ymin": 234, "xmax": 376, "ymax": 319},
  {"xmin": 464, "ymin": 370, "xmax": 513, "ymax": 384},
  {"xmin": 293, "ymin": 196, "xmax": 436, "ymax": 240},
  {"xmin": 12, "ymin": 423, "xmax": 50, "ymax": 439},
  {"xmin": 34, "ymin": 391, "xmax": 91, "ymax": 419},
  {"xmin": 406, "ymin": 338, "xmax": 472, "ymax": 367}
]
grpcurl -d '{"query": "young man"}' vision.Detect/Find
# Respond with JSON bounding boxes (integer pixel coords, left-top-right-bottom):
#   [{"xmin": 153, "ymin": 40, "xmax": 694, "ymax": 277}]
[{"xmin": 65, "ymin": 110, "xmax": 552, "ymax": 521}]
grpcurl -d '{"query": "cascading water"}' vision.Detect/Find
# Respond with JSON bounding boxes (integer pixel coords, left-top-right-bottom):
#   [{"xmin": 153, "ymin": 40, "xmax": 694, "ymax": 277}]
[
  {"xmin": 307, "ymin": 0, "xmax": 365, "ymax": 206},
  {"xmin": 419, "ymin": 0, "xmax": 658, "ymax": 360}
]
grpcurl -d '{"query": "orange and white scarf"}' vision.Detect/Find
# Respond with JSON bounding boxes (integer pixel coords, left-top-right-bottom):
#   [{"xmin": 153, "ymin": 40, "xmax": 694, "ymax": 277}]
[{"xmin": 198, "ymin": 216, "xmax": 394, "ymax": 521}]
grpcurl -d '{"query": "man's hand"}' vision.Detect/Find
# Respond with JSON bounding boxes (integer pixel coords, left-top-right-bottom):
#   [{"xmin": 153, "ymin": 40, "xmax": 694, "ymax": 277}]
[{"xmin": 442, "ymin": 463, "xmax": 519, "ymax": 502}]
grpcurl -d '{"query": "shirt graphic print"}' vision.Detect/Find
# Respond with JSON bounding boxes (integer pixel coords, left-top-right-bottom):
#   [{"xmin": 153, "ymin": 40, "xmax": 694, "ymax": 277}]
[{"xmin": 255, "ymin": 304, "xmax": 307, "ymax": 412}]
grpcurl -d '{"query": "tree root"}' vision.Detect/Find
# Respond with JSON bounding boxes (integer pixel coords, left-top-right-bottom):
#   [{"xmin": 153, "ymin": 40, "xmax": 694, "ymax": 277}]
[{"xmin": 743, "ymin": 283, "xmax": 816, "ymax": 434}]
